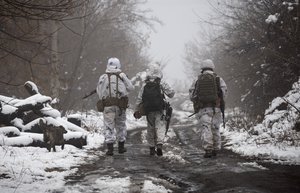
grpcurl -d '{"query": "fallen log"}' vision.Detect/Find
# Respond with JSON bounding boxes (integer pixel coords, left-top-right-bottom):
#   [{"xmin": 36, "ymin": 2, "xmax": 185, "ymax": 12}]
[
  {"xmin": 0, "ymin": 126, "xmax": 20, "ymax": 137},
  {"xmin": 0, "ymin": 81, "xmax": 88, "ymax": 150},
  {"xmin": 0, "ymin": 94, "xmax": 52, "ymax": 125},
  {"xmin": 24, "ymin": 81, "xmax": 39, "ymax": 95},
  {"xmin": 0, "ymin": 132, "xmax": 87, "ymax": 150}
]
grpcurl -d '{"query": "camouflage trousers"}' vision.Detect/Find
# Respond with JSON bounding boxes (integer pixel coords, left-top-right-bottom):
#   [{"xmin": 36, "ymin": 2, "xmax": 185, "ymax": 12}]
[
  {"xmin": 196, "ymin": 107, "xmax": 222, "ymax": 151},
  {"xmin": 146, "ymin": 111, "xmax": 166, "ymax": 147},
  {"xmin": 103, "ymin": 106, "xmax": 127, "ymax": 144}
]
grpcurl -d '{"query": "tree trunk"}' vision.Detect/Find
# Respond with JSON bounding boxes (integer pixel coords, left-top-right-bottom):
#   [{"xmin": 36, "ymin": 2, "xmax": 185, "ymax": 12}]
[{"xmin": 50, "ymin": 20, "xmax": 61, "ymax": 100}]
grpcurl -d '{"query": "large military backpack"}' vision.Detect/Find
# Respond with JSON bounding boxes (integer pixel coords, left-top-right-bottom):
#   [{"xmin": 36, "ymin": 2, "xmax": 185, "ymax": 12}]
[
  {"xmin": 142, "ymin": 78, "xmax": 165, "ymax": 114},
  {"xmin": 192, "ymin": 72, "xmax": 221, "ymax": 112}
]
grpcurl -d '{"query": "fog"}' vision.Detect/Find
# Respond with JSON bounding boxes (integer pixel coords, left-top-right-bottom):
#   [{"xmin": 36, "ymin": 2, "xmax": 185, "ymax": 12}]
[{"xmin": 143, "ymin": 0, "xmax": 212, "ymax": 83}]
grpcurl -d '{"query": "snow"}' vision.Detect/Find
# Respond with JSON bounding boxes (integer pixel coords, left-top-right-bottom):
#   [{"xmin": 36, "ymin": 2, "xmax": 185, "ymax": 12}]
[
  {"xmin": 0, "ymin": 95, "xmax": 21, "ymax": 106},
  {"xmin": 142, "ymin": 180, "xmax": 170, "ymax": 193},
  {"xmin": 14, "ymin": 94, "xmax": 51, "ymax": 107},
  {"xmin": 91, "ymin": 176, "xmax": 131, "ymax": 193},
  {"xmin": 40, "ymin": 105, "xmax": 61, "ymax": 117},
  {"xmin": 0, "ymin": 145, "xmax": 84, "ymax": 193},
  {"xmin": 64, "ymin": 131, "xmax": 86, "ymax": 141},
  {"xmin": 222, "ymin": 77, "xmax": 300, "ymax": 164},
  {"xmin": 265, "ymin": 97, "xmax": 284, "ymax": 114},
  {"xmin": 55, "ymin": 117, "xmax": 87, "ymax": 133},
  {"xmin": 0, "ymin": 110, "xmax": 172, "ymax": 193},
  {"xmin": 0, "ymin": 126, "xmax": 20, "ymax": 136},
  {"xmin": 67, "ymin": 113, "xmax": 82, "ymax": 119},
  {"xmin": 1, "ymin": 103, "xmax": 18, "ymax": 114},
  {"xmin": 163, "ymin": 150, "xmax": 186, "ymax": 164},
  {"xmin": 238, "ymin": 162, "xmax": 268, "ymax": 170},
  {"xmin": 24, "ymin": 81, "xmax": 39, "ymax": 93},
  {"xmin": 265, "ymin": 14, "xmax": 279, "ymax": 24},
  {"xmin": 10, "ymin": 116, "xmax": 85, "ymax": 133},
  {"xmin": 0, "ymin": 93, "xmax": 55, "ymax": 118},
  {"xmin": 18, "ymin": 118, "xmax": 42, "ymax": 132},
  {"xmin": 10, "ymin": 118, "xmax": 25, "ymax": 130},
  {"xmin": 0, "ymin": 135, "xmax": 33, "ymax": 146},
  {"xmin": 1, "ymin": 77, "xmax": 300, "ymax": 192}
]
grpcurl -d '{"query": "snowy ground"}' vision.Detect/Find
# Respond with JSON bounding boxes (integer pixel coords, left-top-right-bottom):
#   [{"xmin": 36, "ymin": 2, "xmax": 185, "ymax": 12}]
[
  {"xmin": 221, "ymin": 78, "xmax": 300, "ymax": 165},
  {"xmin": 1, "ymin": 85, "xmax": 300, "ymax": 192},
  {"xmin": 175, "ymin": 103, "xmax": 300, "ymax": 165},
  {"xmin": 1, "ymin": 109, "xmax": 173, "ymax": 193},
  {"xmin": 0, "ymin": 111, "xmax": 102, "ymax": 193}
]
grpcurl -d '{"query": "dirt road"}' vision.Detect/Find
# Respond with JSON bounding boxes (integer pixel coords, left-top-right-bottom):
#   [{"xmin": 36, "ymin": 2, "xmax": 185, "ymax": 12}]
[{"xmin": 64, "ymin": 123, "xmax": 300, "ymax": 193}]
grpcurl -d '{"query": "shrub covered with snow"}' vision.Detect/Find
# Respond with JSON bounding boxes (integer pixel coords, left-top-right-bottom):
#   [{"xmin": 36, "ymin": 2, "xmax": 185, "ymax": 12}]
[
  {"xmin": 222, "ymin": 77, "xmax": 300, "ymax": 164},
  {"xmin": 252, "ymin": 78, "xmax": 300, "ymax": 146}
]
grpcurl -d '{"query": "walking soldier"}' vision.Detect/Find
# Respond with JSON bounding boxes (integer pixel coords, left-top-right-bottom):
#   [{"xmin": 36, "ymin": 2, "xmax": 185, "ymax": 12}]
[
  {"xmin": 189, "ymin": 59, "xmax": 227, "ymax": 158},
  {"xmin": 96, "ymin": 57, "xmax": 134, "ymax": 156}
]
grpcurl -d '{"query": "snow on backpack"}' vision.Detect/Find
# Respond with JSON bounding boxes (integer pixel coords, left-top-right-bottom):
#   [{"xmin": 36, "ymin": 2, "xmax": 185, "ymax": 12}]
[
  {"xmin": 142, "ymin": 79, "xmax": 165, "ymax": 114},
  {"xmin": 192, "ymin": 72, "xmax": 221, "ymax": 112}
]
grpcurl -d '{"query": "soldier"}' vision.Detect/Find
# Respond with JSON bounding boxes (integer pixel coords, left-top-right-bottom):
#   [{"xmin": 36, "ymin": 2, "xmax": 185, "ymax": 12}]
[
  {"xmin": 189, "ymin": 59, "xmax": 227, "ymax": 158},
  {"xmin": 96, "ymin": 57, "xmax": 134, "ymax": 156},
  {"xmin": 134, "ymin": 63, "xmax": 175, "ymax": 156}
]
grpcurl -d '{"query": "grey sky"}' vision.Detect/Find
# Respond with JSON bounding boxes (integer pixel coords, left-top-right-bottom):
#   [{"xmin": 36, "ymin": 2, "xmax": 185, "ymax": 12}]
[{"xmin": 144, "ymin": 0, "xmax": 212, "ymax": 82}]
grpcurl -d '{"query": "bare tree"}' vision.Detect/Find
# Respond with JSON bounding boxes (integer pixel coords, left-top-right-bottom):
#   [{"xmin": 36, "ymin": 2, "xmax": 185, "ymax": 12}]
[
  {"xmin": 0, "ymin": 0, "xmax": 84, "ymax": 98},
  {"xmin": 0, "ymin": 0, "xmax": 158, "ymax": 114},
  {"xmin": 56, "ymin": 0, "xmax": 158, "ymax": 113},
  {"xmin": 184, "ymin": 0, "xmax": 300, "ymax": 116}
]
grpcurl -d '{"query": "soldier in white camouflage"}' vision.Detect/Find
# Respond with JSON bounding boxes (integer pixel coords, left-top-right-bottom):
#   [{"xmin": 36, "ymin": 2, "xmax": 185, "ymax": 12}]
[
  {"xmin": 134, "ymin": 63, "xmax": 175, "ymax": 156},
  {"xmin": 96, "ymin": 57, "xmax": 134, "ymax": 156},
  {"xmin": 189, "ymin": 59, "xmax": 227, "ymax": 158}
]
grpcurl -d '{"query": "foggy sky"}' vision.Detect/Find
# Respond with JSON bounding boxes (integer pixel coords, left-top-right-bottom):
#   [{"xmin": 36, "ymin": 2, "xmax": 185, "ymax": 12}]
[{"xmin": 144, "ymin": 0, "xmax": 212, "ymax": 83}]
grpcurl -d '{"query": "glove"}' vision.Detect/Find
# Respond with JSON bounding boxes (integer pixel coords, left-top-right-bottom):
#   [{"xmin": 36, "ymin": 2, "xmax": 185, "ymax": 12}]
[{"xmin": 133, "ymin": 111, "xmax": 142, "ymax": 119}]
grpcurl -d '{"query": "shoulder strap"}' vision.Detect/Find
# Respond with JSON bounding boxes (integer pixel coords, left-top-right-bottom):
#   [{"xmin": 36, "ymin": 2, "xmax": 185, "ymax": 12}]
[
  {"xmin": 107, "ymin": 72, "xmax": 121, "ymax": 97},
  {"xmin": 192, "ymin": 74, "xmax": 201, "ymax": 96},
  {"xmin": 216, "ymin": 76, "xmax": 222, "ymax": 97}
]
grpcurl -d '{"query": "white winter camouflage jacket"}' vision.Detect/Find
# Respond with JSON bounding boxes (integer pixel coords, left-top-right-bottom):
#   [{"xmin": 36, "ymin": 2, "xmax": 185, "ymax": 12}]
[{"xmin": 96, "ymin": 68, "xmax": 134, "ymax": 99}]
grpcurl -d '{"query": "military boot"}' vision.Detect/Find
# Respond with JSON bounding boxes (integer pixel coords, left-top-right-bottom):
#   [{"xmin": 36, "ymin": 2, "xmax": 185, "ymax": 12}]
[
  {"xmin": 156, "ymin": 144, "xmax": 163, "ymax": 156},
  {"xmin": 212, "ymin": 150, "xmax": 217, "ymax": 157},
  {"xmin": 106, "ymin": 143, "xmax": 114, "ymax": 156},
  {"xmin": 204, "ymin": 150, "xmax": 213, "ymax": 158},
  {"xmin": 150, "ymin": 147, "xmax": 156, "ymax": 156},
  {"xmin": 118, "ymin": 141, "xmax": 127, "ymax": 154}
]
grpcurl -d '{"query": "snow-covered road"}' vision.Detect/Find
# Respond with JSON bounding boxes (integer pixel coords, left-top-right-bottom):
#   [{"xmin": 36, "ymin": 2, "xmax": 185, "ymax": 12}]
[{"xmin": 60, "ymin": 125, "xmax": 300, "ymax": 193}]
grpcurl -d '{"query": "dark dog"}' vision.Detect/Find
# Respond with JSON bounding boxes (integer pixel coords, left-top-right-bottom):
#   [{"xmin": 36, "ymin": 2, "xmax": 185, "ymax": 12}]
[{"xmin": 40, "ymin": 119, "xmax": 67, "ymax": 152}]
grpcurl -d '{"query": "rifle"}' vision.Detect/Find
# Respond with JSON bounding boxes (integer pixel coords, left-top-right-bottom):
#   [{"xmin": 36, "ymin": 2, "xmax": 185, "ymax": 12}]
[
  {"xmin": 164, "ymin": 102, "xmax": 173, "ymax": 135},
  {"xmin": 82, "ymin": 89, "xmax": 96, "ymax": 99},
  {"xmin": 188, "ymin": 112, "xmax": 197, "ymax": 117},
  {"xmin": 219, "ymin": 91, "xmax": 225, "ymax": 128}
]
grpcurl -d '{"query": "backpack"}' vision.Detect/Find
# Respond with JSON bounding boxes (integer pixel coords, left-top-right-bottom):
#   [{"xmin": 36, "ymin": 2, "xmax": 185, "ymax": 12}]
[
  {"xmin": 192, "ymin": 72, "xmax": 221, "ymax": 112},
  {"xmin": 142, "ymin": 79, "xmax": 165, "ymax": 114}
]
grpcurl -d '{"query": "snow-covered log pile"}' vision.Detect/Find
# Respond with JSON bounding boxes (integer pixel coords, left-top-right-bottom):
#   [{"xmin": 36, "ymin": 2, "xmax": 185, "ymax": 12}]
[{"xmin": 0, "ymin": 81, "xmax": 88, "ymax": 150}]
